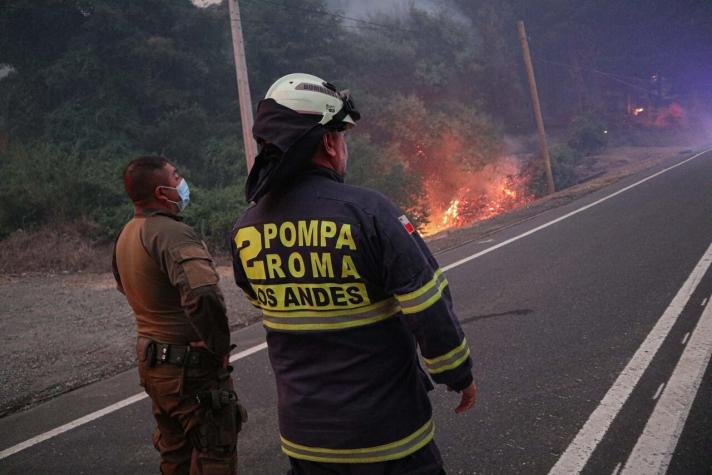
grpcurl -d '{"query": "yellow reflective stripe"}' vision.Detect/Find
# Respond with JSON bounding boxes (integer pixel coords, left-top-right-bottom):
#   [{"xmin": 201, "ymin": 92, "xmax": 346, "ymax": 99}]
[
  {"xmin": 262, "ymin": 311, "xmax": 397, "ymax": 332},
  {"xmin": 423, "ymin": 338, "xmax": 468, "ymax": 365},
  {"xmin": 260, "ymin": 298, "xmax": 401, "ymax": 332},
  {"xmin": 280, "ymin": 419, "xmax": 435, "ymax": 463},
  {"xmin": 400, "ymin": 277, "xmax": 448, "ymax": 315},
  {"xmin": 395, "ymin": 269, "xmax": 443, "ymax": 303},
  {"xmin": 260, "ymin": 299, "xmax": 394, "ymax": 318},
  {"xmin": 427, "ymin": 348, "xmax": 471, "ymax": 375}
]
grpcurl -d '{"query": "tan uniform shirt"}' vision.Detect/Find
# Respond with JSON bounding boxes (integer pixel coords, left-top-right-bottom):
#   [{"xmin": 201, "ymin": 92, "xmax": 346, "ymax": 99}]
[{"xmin": 112, "ymin": 210, "xmax": 230, "ymax": 356}]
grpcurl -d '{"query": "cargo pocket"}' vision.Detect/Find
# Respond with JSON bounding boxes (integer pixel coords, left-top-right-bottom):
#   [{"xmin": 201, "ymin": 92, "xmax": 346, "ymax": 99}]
[{"xmin": 189, "ymin": 392, "xmax": 241, "ymax": 452}]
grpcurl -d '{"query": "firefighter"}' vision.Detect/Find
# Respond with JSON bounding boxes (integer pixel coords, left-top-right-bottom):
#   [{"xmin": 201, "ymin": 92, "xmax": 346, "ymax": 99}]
[
  {"xmin": 113, "ymin": 156, "xmax": 245, "ymax": 474},
  {"xmin": 231, "ymin": 74, "xmax": 476, "ymax": 474}
]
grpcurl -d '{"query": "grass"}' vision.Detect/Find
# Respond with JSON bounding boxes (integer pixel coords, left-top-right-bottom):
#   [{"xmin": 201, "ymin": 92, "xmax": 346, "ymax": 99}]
[{"xmin": 0, "ymin": 221, "xmax": 111, "ymax": 274}]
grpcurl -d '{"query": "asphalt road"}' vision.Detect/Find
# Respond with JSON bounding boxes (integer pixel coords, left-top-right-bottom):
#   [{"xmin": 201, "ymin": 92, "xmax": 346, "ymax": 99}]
[{"xmin": 1, "ymin": 149, "xmax": 711, "ymax": 474}]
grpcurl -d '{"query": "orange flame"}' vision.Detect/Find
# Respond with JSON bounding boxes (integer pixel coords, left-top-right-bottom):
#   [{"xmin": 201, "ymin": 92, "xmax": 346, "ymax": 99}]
[{"xmin": 421, "ymin": 154, "xmax": 534, "ymax": 236}]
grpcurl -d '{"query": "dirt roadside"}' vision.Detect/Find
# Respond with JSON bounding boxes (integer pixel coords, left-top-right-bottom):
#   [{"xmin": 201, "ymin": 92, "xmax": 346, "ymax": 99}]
[
  {"xmin": 0, "ymin": 269, "xmax": 260, "ymax": 418},
  {"xmin": 0, "ymin": 145, "xmax": 701, "ymax": 418}
]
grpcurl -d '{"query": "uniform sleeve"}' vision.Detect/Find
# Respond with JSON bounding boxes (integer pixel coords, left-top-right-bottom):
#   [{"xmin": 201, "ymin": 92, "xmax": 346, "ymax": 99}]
[
  {"xmin": 142, "ymin": 218, "xmax": 231, "ymax": 356},
  {"xmin": 375, "ymin": 202, "xmax": 473, "ymax": 391}
]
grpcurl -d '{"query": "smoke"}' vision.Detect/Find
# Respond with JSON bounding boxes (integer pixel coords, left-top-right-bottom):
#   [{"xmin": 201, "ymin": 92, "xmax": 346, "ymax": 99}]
[
  {"xmin": 325, "ymin": 0, "xmax": 469, "ymax": 25},
  {"xmin": 0, "ymin": 65, "xmax": 14, "ymax": 81}
]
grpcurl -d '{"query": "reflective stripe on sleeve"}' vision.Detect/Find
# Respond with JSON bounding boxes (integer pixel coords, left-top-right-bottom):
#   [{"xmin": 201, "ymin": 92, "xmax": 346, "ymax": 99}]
[
  {"xmin": 280, "ymin": 419, "xmax": 435, "ymax": 463},
  {"xmin": 394, "ymin": 269, "xmax": 448, "ymax": 315},
  {"xmin": 423, "ymin": 338, "xmax": 470, "ymax": 374},
  {"xmin": 260, "ymin": 298, "xmax": 400, "ymax": 331}
]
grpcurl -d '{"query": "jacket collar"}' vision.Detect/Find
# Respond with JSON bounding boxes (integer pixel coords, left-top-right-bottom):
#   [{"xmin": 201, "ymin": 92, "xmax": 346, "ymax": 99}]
[
  {"xmin": 138, "ymin": 208, "xmax": 183, "ymax": 221},
  {"xmin": 300, "ymin": 165, "xmax": 344, "ymax": 183}
]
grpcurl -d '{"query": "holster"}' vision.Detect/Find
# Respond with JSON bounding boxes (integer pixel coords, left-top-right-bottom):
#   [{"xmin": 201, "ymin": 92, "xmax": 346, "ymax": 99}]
[
  {"xmin": 191, "ymin": 366, "xmax": 247, "ymax": 450},
  {"xmin": 145, "ymin": 341, "xmax": 157, "ymax": 368},
  {"xmin": 194, "ymin": 388, "xmax": 248, "ymax": 446},
  {"xmin": 136, "ymin": 338, "xmax": 158, "ymax": 368}
]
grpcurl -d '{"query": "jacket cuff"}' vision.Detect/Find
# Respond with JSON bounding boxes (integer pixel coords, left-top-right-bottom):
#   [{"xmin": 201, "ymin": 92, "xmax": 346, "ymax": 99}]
[{"xmin": 448, "ymin": 372, "xmax": 473, "ymax": 392}]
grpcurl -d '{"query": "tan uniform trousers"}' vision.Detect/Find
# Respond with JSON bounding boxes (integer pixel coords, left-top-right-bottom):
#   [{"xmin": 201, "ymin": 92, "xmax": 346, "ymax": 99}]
[{"xmin": 137, "ymin": 344, "xmax": 238, "ymax": 474}]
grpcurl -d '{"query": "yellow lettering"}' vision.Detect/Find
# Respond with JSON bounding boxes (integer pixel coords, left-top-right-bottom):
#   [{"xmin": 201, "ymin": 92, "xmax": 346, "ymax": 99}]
[
  {"xmin": 250, "ymin": 282, "xmax": 370, "ymax": 311},
  {"xmin": 287, "ymin": 252, "xmax": 306, "ymax": 278},
  {"xmin": 341, "ymin": 255, "xmax": 361, "ymax": 279},
  {"xmin": 235, "ymin": 227, "xmax": 265, "ymax": 280},
  {"xmin": 280, "ymin": 222, "xmax": 297, "ymax": 247},
  {"xmin": 266, "ymin": 254, "xmax": 286, "ymax": 279},
  {"xmin": 320, "ymin": 221, "xmax": 337, "ymax": 246},
  {"xmin": 264, "ymin": 223, "xmax": 278, "ymax": 249},
  {"xmin": 336, "ymin": 224, "xmax": 357, "ymax": 250},
  {"xmin": 310, "ymin": 252, "xmax": 334, "ymax": 278},
  {"xmin": 298, "ymin": 220, "xmax": 318, "ymax": 246}
]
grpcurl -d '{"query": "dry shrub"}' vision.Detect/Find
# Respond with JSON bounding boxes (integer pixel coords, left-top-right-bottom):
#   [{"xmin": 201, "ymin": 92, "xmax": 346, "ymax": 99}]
[{"xmin": 0, "ymin": 221, "xmax": 111, "ymax": 274}]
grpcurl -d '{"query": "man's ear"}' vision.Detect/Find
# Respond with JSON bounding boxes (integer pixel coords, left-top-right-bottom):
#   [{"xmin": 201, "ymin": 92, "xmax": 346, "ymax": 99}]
[
  {"xmin": 321, "ymin": 132, "xmax": 338, "ymax": 157},
  {"xmin": 154, "ymin": 185, "xmax": 167, "ymax": 203}
]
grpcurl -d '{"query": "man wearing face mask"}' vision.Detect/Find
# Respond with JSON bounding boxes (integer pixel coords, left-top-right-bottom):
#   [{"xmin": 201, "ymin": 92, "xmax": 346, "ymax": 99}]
[{"xmin": 112, "ymin": 156, "xmax": 244, "ymax": 474}]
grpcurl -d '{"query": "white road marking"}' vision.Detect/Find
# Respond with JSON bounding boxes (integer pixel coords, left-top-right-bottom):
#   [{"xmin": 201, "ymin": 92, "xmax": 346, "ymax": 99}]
[
  {"xmin": 652, "ymin": 383, "xmax": 665, "ymax": 401},
  {"xmin": 229, "ymin": 342, "xmax": 268, "ymax": 362},
  {"xmin": 681, "ymin": 332, "xmax": 690, "ymax": 345},
  {"xmin": 2, "ymin": 148, "xmax": 710, "ymax": 461},
  {"xmin": 444, "ymin": 149, "xmax": 712, "ymax": 272},
  {"xmin": 0, "ymin": 342, "xmax": 269, "ymax": 461},
  {"xmin": 621, "ymin": 293, "xmax": 712, "ymax": 475},
  {"xmin": 0, "ymin": 393, "xmax": 147, "ymax": 461},
  {"xmin": 611, "ymin": 462, "xmax": 623, "ymax": 475},
  {"xmin": 477, "ymin": 239, "xmax": 495, "ymax": 244},
  {"xmin": 702, "ymin": 297, "xmax": 708, "ymax": 307},
  {"xmin": 549, "ymin": 241, "xmax": 712, "ymax": 475}
]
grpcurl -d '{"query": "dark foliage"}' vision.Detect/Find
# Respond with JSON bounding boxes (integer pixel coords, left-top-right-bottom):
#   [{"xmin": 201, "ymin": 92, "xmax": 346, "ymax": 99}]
[{"xmin": 1, "ymin": 0, "xmax": 710, "ymax": 247}]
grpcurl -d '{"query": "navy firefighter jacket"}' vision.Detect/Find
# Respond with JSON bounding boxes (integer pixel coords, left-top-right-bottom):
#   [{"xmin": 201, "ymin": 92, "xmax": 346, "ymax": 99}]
[{"xmin": 231, "ymin": 167, "xmax": 473, "ymax": 464}]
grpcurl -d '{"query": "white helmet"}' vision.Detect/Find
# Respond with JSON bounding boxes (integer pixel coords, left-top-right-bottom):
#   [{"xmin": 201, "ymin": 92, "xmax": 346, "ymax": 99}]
[{"xmin": 264, "ymin": 73, "xmax": 360, "ymax": 130}]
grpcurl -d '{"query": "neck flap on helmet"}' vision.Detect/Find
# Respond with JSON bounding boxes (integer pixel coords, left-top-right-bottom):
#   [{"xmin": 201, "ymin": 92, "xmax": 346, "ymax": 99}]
[{"xmin": 245, "ymin": 99, "xmax": 326, "ymax": 203}]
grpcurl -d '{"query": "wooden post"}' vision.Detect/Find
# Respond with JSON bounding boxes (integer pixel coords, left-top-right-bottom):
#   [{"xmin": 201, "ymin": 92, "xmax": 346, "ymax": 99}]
[
  {"xmin": 228, "ymin": 0, "xmax": 258, "ymax": 172},
  {"xmin": 517, "ymin": 20, "xmax": 555, "ymax": 194}
]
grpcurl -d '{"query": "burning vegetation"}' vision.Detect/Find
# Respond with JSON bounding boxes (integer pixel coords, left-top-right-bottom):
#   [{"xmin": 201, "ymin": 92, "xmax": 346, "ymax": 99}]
[
  {"xmin": 405, "ymin": 138, "xmax": 535, "ymax": 236},
  {"xmin": 420, "ymin": 153, "xmax": 534, "ymax": 236},
  {"xmin": 367, "ymin": 96, "xmax": 538, "ymax": 237}
]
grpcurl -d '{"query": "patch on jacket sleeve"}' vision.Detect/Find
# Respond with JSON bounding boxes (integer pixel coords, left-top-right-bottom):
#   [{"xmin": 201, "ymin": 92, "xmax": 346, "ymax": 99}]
[
  {"xmin": 398, "ymin": 215, "xmax": 415, "ymax": 234},
  {"xmin": 171, "ymin": 244, "xmax": 219, "ymax": 289}
]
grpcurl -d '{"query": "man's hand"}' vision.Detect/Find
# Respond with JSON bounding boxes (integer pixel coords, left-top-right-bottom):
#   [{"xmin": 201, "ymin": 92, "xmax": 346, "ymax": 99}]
[{"xmin": 452, "ymin": 382, "xmax": 476, "ymax": 414}]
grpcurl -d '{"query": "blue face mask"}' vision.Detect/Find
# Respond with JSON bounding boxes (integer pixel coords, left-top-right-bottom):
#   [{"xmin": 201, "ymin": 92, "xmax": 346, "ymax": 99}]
[{"xmin": 160, "ymin": 178, "xmax": 190, "ymax": 212}]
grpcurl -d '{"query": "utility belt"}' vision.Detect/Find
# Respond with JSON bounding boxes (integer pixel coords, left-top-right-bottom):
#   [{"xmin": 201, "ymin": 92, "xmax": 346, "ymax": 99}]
[
  {"xmin": 137, "ymin": 337, "xmax": 219, "ymax": 369},
  {"xmin": 137, "ymin": 338, "xmax": 248, "ymax": 446}
]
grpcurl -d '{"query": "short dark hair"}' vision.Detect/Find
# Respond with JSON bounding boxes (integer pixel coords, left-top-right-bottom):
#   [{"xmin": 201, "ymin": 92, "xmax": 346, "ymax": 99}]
[{"xmin": 123, "ymin": 156, "xmax": 170, "ymax": 203}]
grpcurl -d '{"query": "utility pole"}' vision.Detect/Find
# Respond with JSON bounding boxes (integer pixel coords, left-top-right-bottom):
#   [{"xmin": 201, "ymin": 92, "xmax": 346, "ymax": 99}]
[
  {"xmin": 228, "ymin": 0, "xmax": 257, "ymax": 172},
  {"xmin": 517, "ymin": 20, "xmax": 555, "ymax": 194}
]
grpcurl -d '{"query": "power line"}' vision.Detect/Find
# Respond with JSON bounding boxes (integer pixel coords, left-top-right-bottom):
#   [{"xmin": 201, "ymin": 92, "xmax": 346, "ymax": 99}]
[{"xmin": 535, "ymin": 58, "xmax": 653, "ymax": 94}]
